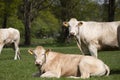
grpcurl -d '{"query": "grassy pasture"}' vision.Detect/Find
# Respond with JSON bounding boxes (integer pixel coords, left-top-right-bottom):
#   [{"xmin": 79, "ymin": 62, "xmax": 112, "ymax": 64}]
[{"xmin": 0, "ymin": 46, "xmax": 120, "ymax": 80}]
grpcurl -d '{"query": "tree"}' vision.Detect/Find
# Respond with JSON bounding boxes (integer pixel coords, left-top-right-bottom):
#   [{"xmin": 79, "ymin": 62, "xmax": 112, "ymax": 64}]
[
  {"xmin": 52, "ymin": 0, "xmax": 80, "ymax": 43},
  {"xmin": 115, "ymin": 0, "xmax": 120, "ymax": 20},
  {"xmin": 101, "ymin": 0, "xmax": 116, "ymax": 21},
  {"xmin": 108, "ymin": 0, "xmax": 116, "ymax": 21},
  {"xmin": 31, "ymin": 10, "xmax": 59, "ymax": 39},
  {"xmin": 18, "ymin": 0, "xmax": 53, "ymax": 45},
  {"xmin": 0, "ymin": 0, "xmax": 20, "ymax": 28}
]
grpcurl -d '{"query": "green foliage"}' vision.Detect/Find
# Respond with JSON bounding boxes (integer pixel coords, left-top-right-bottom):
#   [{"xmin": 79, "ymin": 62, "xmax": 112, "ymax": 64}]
[
  {"xmin": 0, "ymin": 47, "xmax": 120, "ymax": 80},
  {"xmin": 0, "ymin": 0, "xmax": 21, "ymax": 17},
  {"xmin": 7, "ymin": 16, "xmax": 24, "ymax": 37},
  {"xmin": 52, "ymin": 0, "xmax": 101, "ymax": 21},
  {"xmin": 115, "ymin": 1, "xmax": 120, "ymax": 21},
  {"xmin": 52, "ymin": 0, "xmax": 81, "ymax": 20},
  {"xmin": 77, "ymin": 0, "xmax": 101, "ymax": 21},
  {"xmin": 31, "ymin": 10, "xmax": 60, "ymax": 38}
]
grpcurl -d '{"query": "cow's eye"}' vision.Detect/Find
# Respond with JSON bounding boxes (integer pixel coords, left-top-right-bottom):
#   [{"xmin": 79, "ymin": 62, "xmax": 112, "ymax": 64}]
[
  {"xmin": 41, "ymin": 54, "xmax": 45, "ymax": 56},
  {"xmin": 76, "ymin": 25, "xmax": 78, "ymax": 27},
  {"xmin": 34, "ymin": 54, "xmax": 37, "ymax": 58}
]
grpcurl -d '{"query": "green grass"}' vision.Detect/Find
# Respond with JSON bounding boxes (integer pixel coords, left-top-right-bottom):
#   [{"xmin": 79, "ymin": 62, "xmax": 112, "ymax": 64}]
[{"xmin": 0, "ymin": 46, "xmax": 120, "ymax": 80}]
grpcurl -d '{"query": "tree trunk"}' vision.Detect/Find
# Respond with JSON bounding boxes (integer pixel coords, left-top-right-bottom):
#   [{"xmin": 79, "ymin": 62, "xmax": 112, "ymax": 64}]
[
  {"xmin": 24, "ymin": 15, "xmax": 31, "ymax": 45},
  {"xmin": 108, "ymin": 0, "xmax": 115, "ymax": 21},
  {"xmin": 24, "ymin": 0, "xmax": 31, "ymax": 45},
  {"xmin": 57, "ymin": 0, "xmax": 69, "ymax": 43},
  {"xmin": 2, "ymin": 13, "xmax": 8, "ymax": 28}
]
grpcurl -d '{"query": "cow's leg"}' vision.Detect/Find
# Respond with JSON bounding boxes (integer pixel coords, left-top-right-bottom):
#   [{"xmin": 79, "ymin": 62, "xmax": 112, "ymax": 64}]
[
  {"xmin": 40, "ymin": 71, "xmax": 60, "ymax": 78},
  {"xmin": 80, "ymin": 72, "xmax": 90, "ymax": 79},
  {"xmin": 75, "ymin": 36, "xmax": 90, "ymax": 55},
  {"xmin": 67, "ymin": 76, "xmax": 80, "ymax": 79},
  {"xmin": 77, "ymin": 42, "xmax": 84, "ymax": 55},
  {"xmin": 88, "ymin": 43, "xmax": 98, "ymax": 58},
  {"xmin": 77, "ymin": 42, "xmax": 90, "ymax": 55},
  {"xmin": 0, "ymin": 43, "xmax": 4, "ymax": 54},
  {"xmin": 14, "ymin": 41, "xmax": 20, "ymax": 60},
  {"xmin": 75, "ymin": 36, "xmax": 85, "ymax": 55},
  {"xmin": 78, "ymin": 62, "xmax": 90, "ymax": 79}
]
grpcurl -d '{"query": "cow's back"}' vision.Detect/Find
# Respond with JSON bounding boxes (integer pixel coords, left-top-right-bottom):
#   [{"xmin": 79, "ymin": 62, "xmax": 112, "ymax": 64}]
[
  {"xmin": 8, "ymin": 28, "xmax": 20, "ymax": 39},
  {"xmin": 0, "ymin": 28, "xmax": 20, "ymax": 43},
  {"xmin": 80, "ymin": 21, "xmax": 120, "ymax": 48},
  {"xmin": 79, "ymin": 56, "xmax": 109, "ymax": 76},
  {"xmin": 42, "ymin": 52, "xmax": 82, "ymax": 77},
  {"xmin": 60, "ymin": 54, "xmax": 82, "ymax": 76}
]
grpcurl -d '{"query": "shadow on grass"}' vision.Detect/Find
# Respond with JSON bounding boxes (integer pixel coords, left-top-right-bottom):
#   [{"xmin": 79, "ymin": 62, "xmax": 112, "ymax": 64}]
[{"xmin": 110, "ymin": 69, "xmax": 120, "ymax": 75}]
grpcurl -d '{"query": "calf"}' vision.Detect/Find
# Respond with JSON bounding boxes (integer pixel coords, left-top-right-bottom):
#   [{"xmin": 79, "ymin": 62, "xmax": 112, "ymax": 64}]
[
  {"xmin": 0, "ymin": 28, "xmax": 20, "ymax": 60},
  {"xmin": 28, "ymin": 46, "xmax": 110, "ymax": 79}
]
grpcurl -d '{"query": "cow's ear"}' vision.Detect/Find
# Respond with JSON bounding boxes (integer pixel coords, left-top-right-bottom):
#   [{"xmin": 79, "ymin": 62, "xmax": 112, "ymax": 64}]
[
  {"xmin": 28, "ymin": 49, "xmax": 34, "ymax": 55},
  {"xmin": 63, "ymin": 22, "xmax": 69, "ymax": 27},
  {"xmin": 78, "ymin": 22, "xmax": 83, "ymax": 26},
  {"xmin": 45, "ymin": 49, "xmax": 51, "ymax": 55}
]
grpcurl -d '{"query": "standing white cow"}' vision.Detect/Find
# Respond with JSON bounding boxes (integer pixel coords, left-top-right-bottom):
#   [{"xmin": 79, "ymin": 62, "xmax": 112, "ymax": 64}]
[
  {"xmin": 63, "ymin": 18, "xmax": 120, "ymax": 58},
  {"xmin": 0, "ymin": 28, "xmax": 20, "ymax": 60}
]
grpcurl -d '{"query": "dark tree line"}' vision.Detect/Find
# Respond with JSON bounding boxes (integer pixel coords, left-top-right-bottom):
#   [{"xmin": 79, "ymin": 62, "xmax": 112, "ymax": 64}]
[{"xmin": 0, "ymin": 0, "xmax": 119, "ymax": 45}]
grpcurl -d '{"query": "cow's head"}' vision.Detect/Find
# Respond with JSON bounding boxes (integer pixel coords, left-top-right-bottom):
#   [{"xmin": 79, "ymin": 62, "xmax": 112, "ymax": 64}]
[
  {"xmin": 28, "ymin": 46, "xmax": 50, "ymax": 66},
  {"xmin": 63, "ymin": 18, "xmax": 83, "ymax": 36}
]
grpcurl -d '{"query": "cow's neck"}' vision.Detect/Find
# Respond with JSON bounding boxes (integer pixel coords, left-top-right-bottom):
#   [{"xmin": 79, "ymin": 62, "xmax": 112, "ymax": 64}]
[
  {"xmin": 41, "ymin": 52, "xmax": 57, "ymax": 72},
  {"xmin": 42, "ymin": 52, "xmax": 57, "ymax": 66},
  {"xmin": 45, "ymin": 52, "xmax": 57, "ymax": 62},
  {"xmin": 75, "ymin": 35, "xmax": 81, "ymax": 44}
]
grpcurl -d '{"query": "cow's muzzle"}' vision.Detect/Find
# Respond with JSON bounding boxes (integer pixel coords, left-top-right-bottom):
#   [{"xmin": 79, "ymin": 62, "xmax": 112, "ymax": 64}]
[
  {"xmin": 69, "ymin": 32, "xmax": 75, "ymax": 37},
  {"xmin": 35, "ymin": 61, "xmax": 42, "ymax": 66},
  {"xmin": 36, "ymin": 64, "xmax": 40, "ymax": 67},
  {"xmin": 70, "ymin": 32, "xmax": 75, "ymax": 36}
]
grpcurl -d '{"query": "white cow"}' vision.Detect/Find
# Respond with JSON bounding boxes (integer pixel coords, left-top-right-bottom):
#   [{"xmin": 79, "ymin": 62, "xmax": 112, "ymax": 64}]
[
  {"xmin": 0, "ymin": 28, "xmax": 20, "ymax": 60},
  {"xmin": 63, "ymin": 18, "xmax": 120, "ymax": 58},
  {"xmin": 28, "ymin": 46, "xmax": 110, "ymax": 79}
]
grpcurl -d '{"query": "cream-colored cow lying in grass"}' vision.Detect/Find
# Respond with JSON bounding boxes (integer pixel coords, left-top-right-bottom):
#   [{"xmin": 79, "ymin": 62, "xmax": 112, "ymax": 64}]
[
  {"xmin": 28, "ymin": 46, "xmax": 110, "ymax": 79},
  {"xmin": 0, "ymin": 28, "xmax": 20, "ymax": 60}
]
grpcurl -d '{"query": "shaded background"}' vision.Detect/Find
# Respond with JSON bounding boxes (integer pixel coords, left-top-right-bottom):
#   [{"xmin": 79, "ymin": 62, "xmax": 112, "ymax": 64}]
[{"xmin": 0, "ymin": 0, "xmax": 119, "ymax": 46}]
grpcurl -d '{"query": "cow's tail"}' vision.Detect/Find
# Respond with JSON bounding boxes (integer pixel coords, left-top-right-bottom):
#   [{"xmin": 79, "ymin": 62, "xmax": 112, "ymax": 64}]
[
  {"xmin": 104, "ymin": 64, "xmax": 110, "ymax": 76},
  {"xmin": 117, "ymin": 25, "xmax": 120, "ymax": 48}
]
